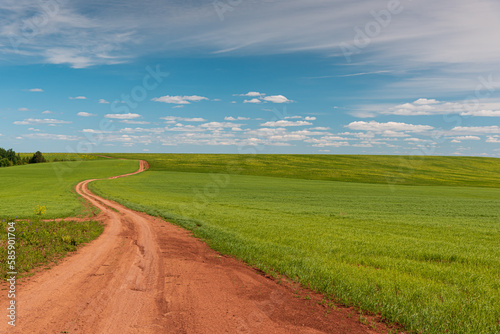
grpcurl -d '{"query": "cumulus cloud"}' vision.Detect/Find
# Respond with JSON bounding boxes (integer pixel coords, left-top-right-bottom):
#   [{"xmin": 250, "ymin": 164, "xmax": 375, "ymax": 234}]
[
  {"xmin": 161, "ymin": 116, "xmax": 207, "ymax": 122},
  {"xmin": 260, "ymin": 120, "xmax": 312, "ymax": 127},
  {"xmin": 120, "ymin": 120, "xmax": 151, "ymax": 124},
  {"xmin": 22, "ymin": 133, "xmax": 79, "ymax": 141},
  {"xmin": 236, "ymin": 92, "xmax": 264, "ymax": 97},
  {"xmin": 152, "ymin": 95, "xmax": 209, "ymax": 104},
  {"xmin": 413, "ymin": 98, "xmax": 439, "ymax": 105},
  {"xmin": 105, "ymin": 113, "xmax": 141, "ymax": 120},
  {"xmin": 345, "ymin": 121, "xmax": 433, "ymax": 133},
  {"xmin": 28, "ymin": 88, "xmax": 43, "ymax": 92},
  {"xmin": 225, "ymin": 116, "xmax": 250, "ymax": 121},
  {"xmin": 200, "ymin": 122, "xmax": 242, "ymax": 129},
  {"xmin": 243, "ymin": 98, "xmax": 262, "ymax": 104},
  {"xmin": 379, "ymin": 98, "xmax": 500, "ymax": 117},
  {"xmin": 18, "ymin": 107, "xmax": 30, "ymax": 111},
  {"xmin": 42, "ymin": 110, "xmax": 53, "ymax": 114},
  {"xmin": 99, "ymin": 99, "xmax": 110, "ymax": 104},
  {"xmin": 77, "ymin": 112, "xmax": 96, "ymax": 117},
  {"xmin": 453, "ymin": 136, "xmax": 481, "ymax": 141},
  {"xmin": 460, "ymin": 110, "xmax": 500, "ymax": 117},
  {"xmin": 262, "ymin": 95, "xmax": 293, "ymax": 103},
  {"xmin": 13, "ymin": 118, "xmax": 72, "ymax": 125},
  {"xmin": 69, "ymin": 96, "xmax": 87, "ymax": 100},
  {"xmin": 486, "ymin": 136, "xmax": 500, "ymax": 143},
  {"xmin": 450, "ymin": 126, "xmax": 500, "ymax": 134}
]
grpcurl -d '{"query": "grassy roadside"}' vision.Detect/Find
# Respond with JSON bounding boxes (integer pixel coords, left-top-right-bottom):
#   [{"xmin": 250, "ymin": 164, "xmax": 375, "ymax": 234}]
[
  {"xmin": 90, "ymin": 164, "xmax": 500, "ymax": 334},
  {"xmin": 0, "ymin": 159, "xmax": 139, "ymax": 219},
  {"xmin": 0, "ymin": 158, "xmax": 139, "ymax": 281},
  {"xmin": 0, "ymin": 218, "xmax": 104, "ymax": 280}
]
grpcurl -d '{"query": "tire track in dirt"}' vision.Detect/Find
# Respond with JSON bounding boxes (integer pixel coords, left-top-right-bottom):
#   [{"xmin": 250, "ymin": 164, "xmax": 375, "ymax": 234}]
[{"xmin": 0, "ymin": 160, "xmax": 388, "ymax": 334}]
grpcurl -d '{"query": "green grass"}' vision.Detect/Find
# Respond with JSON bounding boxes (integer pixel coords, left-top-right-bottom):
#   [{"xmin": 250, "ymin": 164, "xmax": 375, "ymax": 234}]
[
  {"xmin": 0, "ymin": 159, "xmax": 139, "ymax": 219},
  {"xmin": 18, "ymin": 152, "xmax": 103, "ymax": 162},
  {"xmin": 89, "ymin": 155, "xmax": 500, "ymax": 334},
  {"xmin": 101, "ymin": 153, "xmax": 500, "ymax": 188},
  {"xmin": 0, "ymin": 218, "xmax": 104, "ymax": 279}
]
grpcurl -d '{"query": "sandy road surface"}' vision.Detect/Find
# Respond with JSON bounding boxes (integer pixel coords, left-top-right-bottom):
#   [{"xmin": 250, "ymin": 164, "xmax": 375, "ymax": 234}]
[{"xmin": 1, "ymin": 160, "xmax": 385, "ymax": 334}]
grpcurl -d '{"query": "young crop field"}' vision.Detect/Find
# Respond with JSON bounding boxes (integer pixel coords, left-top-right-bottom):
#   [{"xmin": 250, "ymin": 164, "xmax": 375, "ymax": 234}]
[
  {"xmin": 0, "ymin": 159, "xmax": 138, "ymax": 219},
  {"xmin": 90, "ymin": 155, "xmax": 500, "ymax": 334},
  {"xmin": 101, "ymin": 153, "xmax": 500, "ymax": 187}
]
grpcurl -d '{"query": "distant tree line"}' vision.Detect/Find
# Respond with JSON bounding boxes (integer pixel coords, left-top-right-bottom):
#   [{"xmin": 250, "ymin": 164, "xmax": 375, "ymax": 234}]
[{"xmin": 0, "ymin": 148, "xmax": 46, "ymax": 167}]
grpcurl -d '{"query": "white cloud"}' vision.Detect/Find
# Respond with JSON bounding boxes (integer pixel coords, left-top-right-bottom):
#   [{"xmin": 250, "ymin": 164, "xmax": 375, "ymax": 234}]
[
  {"xmin": 460, "ymin": 110, "xmax": 500, "ymax": 117},
  {"xmin": 304, "ymin": 116, "xmax": 316, "ymax": 121},
  {"xmin": 200, "ymin": 122, "xmax": 242, "ymax": 129},
  {"xmin": 161, "ymin": 116, "xmax": 207, "ymax": 122},
  {"xmin": 309, "ymin": 127, "xmax": 330, "ymax": 131},
  {"xmin": 377, "ymin": 98, "xmax": 500, "ymax": 117},
  {"xmin": 152, "ymin": 95, "xmax": 208, "ymax": 104},
  {"xmin": 77, "ymin": 112, "xmax": 96, "ymax": 117},
  {"xmin": 18, "ymin": 107, "xmax": 29, "ymax": 111},
  {"xmin": 260, "ymin": 120, "xmax": 312, "ymax": 127},
  {"xmin": 105, "ymin": 113, "xmax": 141, "ymax": 120},
  {"xmin": 120, "ymin": 120, "xmax": 151, "ymax": 124},
  {"xmin": 453, "ymin": 136, "xmax": 481, "ymax": 141},
  {"xmin": 346, "ymin": 121, "xmax": 434, "ymax": 133},
  {"xmin": 99, "ymin": 99, "xmax": 110, "ymax": 104},
  {"xmin": 262, "ymin": 95, "xmax": 293, "ymax": 103},
  {"xmin": 22, "ymin": 133, "xmax": 79, "ymax": 141},
  {"xmin": 237, "ymin": 92, "xmax": 264, "ymax": 97},
  {"xmin": 225, "ymin": 116, "xmax": 250, "ymax": 121},
  {"xmin": 28, "ymin": 88, "xmax": 43, "ymax": 92},
  {"xmin": 13, "ymin": 118, "xmax": 72, "ymax": 125},
  {"xmin": 243, "ymin": 98, "xmax": 262, "ymax": 104},
  {"xmin": 404, "ymin": 138, "xmax": 427, "ymax": 142},
  {"xmin": 42, "ymin": 110, "xmax": 53, "ymax": 114},
  {"xmin": 69, "ymin": 96, "xmax": 87, "ymax": 100},
  {"xmin": 486, "ymin": 136, "xmax": 500, "ymax": 143},
  {"xmin": 413, "ymin": 98, "xmax": 439, "ymax": 105},
  {"xmin": 28, "ymin": 128, "xmax": 40, "ymax": 132},
  {"xmin": 450, "ymin": 126, "xmax": 500, "ymax": 134}
]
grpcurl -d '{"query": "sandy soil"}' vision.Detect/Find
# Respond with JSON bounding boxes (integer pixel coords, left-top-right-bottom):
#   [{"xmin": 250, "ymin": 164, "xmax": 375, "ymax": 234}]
[{"xmin": 0, "ymin": 160, "xmax": 391, "ymax": 334}]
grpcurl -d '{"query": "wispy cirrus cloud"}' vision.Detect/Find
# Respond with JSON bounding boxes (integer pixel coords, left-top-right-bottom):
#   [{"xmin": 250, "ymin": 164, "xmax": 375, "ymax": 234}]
[{"xmin": 1, "ymin": 0, "xmax": 499, "ymax": 81}]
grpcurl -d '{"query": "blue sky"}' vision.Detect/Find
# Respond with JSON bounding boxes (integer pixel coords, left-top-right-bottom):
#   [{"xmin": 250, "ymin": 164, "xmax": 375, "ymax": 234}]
[{"xmin": 1, "ymin": 0, "xmax": 500, "ymax": 155}]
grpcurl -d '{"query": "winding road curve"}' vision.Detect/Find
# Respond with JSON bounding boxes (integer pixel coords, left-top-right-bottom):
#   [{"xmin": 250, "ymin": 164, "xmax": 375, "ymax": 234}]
[{"xmin": 1, "ymin": 160, "xmax": 381, "ymax": 334}]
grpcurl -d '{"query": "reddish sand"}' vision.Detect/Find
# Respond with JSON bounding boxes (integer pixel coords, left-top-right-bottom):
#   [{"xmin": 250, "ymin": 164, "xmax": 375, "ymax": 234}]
[{"xmin": 0, "ymin": 161, "xmax": 393, "ymax": 334}]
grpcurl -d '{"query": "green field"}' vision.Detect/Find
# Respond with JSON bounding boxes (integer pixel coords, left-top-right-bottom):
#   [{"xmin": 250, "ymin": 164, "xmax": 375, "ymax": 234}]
[
  {"xmin": 101, "ymin": 153, "xmax": 500, "ymax": 187},
  {"xmin": 90, "ymin": 154, "xmax": 500, "ymax": 334},
  {"xmin": 0, "ymin": 159, "xmax": 138, "ymax": 219}
]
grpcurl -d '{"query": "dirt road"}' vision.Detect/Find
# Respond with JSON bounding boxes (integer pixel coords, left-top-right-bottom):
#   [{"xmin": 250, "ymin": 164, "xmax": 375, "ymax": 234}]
[{"xmin": 1, "ymin": 160, "xmax": 386, "ymax": 334}]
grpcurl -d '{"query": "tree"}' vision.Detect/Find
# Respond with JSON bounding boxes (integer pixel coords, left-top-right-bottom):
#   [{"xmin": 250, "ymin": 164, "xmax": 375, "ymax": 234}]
[
  {"xmin": 0, "ymin": 158, "xmax": 11, "ymax": 167},
  {"xmin": 29, "ymin": 151, "xmax": 46, "ymax": 164}
]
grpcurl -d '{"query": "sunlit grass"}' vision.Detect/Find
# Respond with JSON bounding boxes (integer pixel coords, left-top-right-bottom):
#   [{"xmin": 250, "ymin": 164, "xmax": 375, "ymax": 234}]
[
  {"xmin": 0, "ymin": 159, "xmax": 138, "ymax": 219},
  {"xmin": 0, "ymin": 218, "xmax": 104, "ymax": 279},
  {"xmin": 90, "ymin": 155, "xmax": 500, "ymax": 334},
  {"xmin": 100, "ymin": 153, "xmax": 500, "ymax": 187}
]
